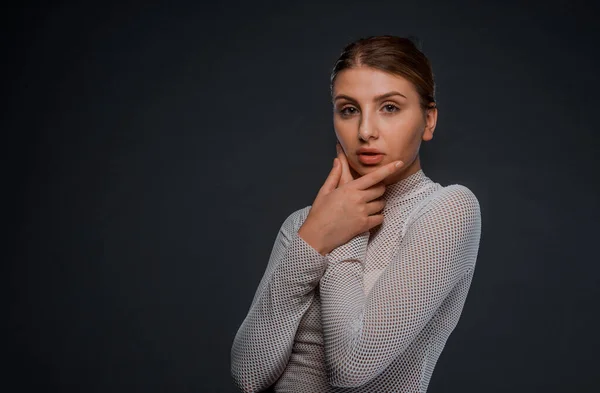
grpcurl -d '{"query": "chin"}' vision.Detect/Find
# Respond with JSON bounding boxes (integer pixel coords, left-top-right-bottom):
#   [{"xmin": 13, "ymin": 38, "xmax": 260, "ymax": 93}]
[{"xmin": 350, "ymin": 163, "xmax": 377, "ymax": 177}]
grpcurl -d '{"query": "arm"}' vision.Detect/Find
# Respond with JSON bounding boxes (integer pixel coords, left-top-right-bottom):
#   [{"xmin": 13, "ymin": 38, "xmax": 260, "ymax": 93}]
[
  {"xmin": 319, "ymin": 185, "xmax": 482, "ymax": 387},
  {"xmin": 231, "ymin": 206, "xmax": 328, "ymax": 393}
]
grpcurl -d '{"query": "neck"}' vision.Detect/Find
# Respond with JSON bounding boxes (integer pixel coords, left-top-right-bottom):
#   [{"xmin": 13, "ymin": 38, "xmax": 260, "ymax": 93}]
[
  {"xmin": 383, "ymin": 155, "xmax": 422, "ymax": 185},
  {"xmin": 381, "ymin": 158, "xmax": 432, "ymax": 208}
]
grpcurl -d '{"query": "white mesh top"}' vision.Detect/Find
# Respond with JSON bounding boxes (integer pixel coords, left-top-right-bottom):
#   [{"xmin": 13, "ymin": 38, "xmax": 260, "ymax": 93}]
[{"xmin": 231, "ymin": 169, "xmax": 482, "ymax": 392}]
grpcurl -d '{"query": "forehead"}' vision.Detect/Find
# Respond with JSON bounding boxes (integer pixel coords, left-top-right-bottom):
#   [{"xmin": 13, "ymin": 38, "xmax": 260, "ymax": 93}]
[{"xmin": 332, "ymin": 66, "xmax": 418, "ymax": 100}]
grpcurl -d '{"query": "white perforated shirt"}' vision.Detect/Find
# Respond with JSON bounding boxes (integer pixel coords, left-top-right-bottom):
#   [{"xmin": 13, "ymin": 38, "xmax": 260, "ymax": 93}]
[{"xmin": 231, "ymin": 169, "xmax": 482, "ymax": 392}]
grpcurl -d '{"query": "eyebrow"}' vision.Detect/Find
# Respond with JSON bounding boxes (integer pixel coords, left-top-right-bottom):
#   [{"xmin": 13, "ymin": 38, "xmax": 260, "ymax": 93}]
[{"xmin": 333, "ymin": 91, "xmax": 408, "ymax": 103}]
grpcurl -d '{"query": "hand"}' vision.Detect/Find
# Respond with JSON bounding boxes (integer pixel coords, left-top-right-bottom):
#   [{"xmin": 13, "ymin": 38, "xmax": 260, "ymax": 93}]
[
  {"xmin": 335, "ymin": 142, "xmax": 356, "ymax": 187},
  {"xmin": 298, "ymin": 143, "xmax": 404, "ymax": 255}
]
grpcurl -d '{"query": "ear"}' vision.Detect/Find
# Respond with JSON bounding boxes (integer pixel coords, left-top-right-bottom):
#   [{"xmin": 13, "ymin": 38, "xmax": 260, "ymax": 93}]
[{"xmin": 422, "ymin": 107, "xmax": 438, "ymax": 142}]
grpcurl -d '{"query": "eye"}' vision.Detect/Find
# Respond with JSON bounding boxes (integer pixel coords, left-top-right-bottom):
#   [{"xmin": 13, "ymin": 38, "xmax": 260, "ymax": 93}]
[
  {"xmin": 381, "ymin": 103, "xmax": 400, "ymax": 113},
  {"xmin": 339, "ymin": 106, "xmax": 359, "ymax": 117}
]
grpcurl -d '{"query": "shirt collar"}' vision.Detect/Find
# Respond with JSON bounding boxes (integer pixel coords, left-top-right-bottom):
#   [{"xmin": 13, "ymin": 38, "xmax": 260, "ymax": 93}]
[{"xmin": 382, "ymin": 169, "xmax": 434, "ymax": 209}]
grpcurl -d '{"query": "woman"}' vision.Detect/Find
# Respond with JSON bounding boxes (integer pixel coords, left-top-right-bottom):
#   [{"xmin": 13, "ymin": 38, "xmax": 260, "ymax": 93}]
[{"xmin": 231, "ymin": 35, "xmax": 482, "ymax": 392}]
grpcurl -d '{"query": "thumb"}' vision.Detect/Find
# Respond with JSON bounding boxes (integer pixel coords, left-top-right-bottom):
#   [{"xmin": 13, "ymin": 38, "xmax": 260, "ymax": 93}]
[
  {"xmin": 318, "ymin": 158, "xmax": 342, "ymax": 196},
  {"xmin": 336, "ymin": 143, "xmax": 354, "ymax": 185},
  {"xmin": 339, "ymin": 156, "xmax": 354, "ymax": 185}
]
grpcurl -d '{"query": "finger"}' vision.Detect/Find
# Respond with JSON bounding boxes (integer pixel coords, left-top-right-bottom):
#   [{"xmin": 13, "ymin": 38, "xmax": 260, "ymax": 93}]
[
  {"xmin": 353, "ymin": 160, "xmax": 404, "ymax": 190},
  {"xmin": 318, "ymin": 157, "xmax": 342, "ymax": 195},
  {"xmin": 361, "ymin": 183, "xmax": 386, "ymax": 202},
  {"xmin": 365, "ymin": 199, "xmax": 386, "ymax": 216},
  {"xmin": 336, "ymin": 143, "xmax": 354, "ymax": 185},
  {"xmin": 365, "ymin": 214, "xmax": 385, "ymax": 230}
]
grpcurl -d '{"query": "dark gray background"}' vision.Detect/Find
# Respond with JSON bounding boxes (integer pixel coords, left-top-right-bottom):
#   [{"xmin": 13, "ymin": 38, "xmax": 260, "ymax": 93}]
[{"xmin": 6, "ymin": 0, "xmax": 599, "ymax": 392}]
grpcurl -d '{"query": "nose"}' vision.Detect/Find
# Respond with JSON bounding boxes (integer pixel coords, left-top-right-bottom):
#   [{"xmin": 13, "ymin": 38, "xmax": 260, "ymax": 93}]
[{"xmin": 358, "ymin": 111, "xmax": 378, "ymax": 141}]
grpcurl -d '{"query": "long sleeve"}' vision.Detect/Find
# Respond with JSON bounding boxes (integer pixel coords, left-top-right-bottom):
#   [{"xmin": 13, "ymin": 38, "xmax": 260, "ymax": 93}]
[
  {"xmin": 319, "ymin": 185, "xmax": 482, "ymax": 388},
  {"xmin": 231, "ymin": 206, "xmax": 328, "ymax": 392}
]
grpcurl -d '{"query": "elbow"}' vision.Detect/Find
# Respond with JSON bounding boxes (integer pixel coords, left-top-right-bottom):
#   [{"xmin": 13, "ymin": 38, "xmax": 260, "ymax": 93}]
[
  {"xmin": 230, "ymin": 362, "xmax": 249, "ymax": 393},
  {"xmin": 231, "ymin": 346, "xmax": 283, "ymax": 393},
  {"xmin": 231, "ymin": 366, "xmax": 262, "ymax": 393},
  {"xmin": 231, "ymin": 348, "xmax": 261, "ymax": 393}
]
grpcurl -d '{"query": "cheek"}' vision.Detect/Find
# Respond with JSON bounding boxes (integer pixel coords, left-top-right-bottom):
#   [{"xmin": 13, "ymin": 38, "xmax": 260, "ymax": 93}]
[
  {"xmin": 383, "ymin": 120, "xmax": 424, "ymax": 154},
  {"xmin": 333, "ymin": 119, "xmax": 355, "ymax": 144}
]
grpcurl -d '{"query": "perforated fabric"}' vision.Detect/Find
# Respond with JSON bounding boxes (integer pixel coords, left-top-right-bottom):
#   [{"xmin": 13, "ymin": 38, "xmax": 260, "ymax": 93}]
[{"xmin": 231, "ymin": 169, "xmax": 482, "ymax": 392}]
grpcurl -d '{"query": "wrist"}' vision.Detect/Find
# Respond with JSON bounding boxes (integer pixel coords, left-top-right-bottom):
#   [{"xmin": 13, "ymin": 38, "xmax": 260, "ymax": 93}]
[{"xmin": 298, "ymin": 221, "xmax": 330, "ymax": 256}]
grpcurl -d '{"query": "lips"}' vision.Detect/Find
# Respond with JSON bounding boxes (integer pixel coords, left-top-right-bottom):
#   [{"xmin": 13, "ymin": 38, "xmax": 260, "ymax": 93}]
[
  {"xmin": 357, "ymin": 147, "xmax": 383, "ymax": 155},
  {"xmin": 357, "ymin": 148, "xmax": 384, "ymax": 165}
]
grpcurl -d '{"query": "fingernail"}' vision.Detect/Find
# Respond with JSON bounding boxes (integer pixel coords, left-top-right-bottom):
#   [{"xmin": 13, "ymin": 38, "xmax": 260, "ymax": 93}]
[
  {"xmin": 395, "ymin": 161, "xmax": 403, "ymax": 168},
  {"xmin": 333, "ymin": 158, "xmax": 338, "ymax": 167},
  {"xmin": 336, "ymin": 144, "xmax": 341, "ymax": 153}
]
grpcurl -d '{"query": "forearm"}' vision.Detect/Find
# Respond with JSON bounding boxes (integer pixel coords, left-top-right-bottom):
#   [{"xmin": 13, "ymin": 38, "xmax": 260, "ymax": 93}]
[
  {"xmin": 317, "ymin": 231, "xmax": 376, "ymax": 387},
  {"xmin": 231, "ymin": 230, "xmax": 328, "ymax": 392},
  {"xmin": 319, "ymin": 260, "xmax": 368, "ymax": 387}
]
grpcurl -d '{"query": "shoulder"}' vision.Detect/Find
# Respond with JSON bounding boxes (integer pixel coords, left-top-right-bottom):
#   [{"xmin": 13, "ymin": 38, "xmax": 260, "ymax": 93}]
[
  {"xmin": 430, "ymin": 184, "xmax": 480, "ymax": 214},
  {"xmin": 408, "ymin": 183, "xmax": 481, "ymax": 230}
]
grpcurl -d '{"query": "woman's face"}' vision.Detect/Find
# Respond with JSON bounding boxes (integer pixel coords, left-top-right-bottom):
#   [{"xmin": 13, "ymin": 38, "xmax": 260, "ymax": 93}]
[{"xmin": 332, "ymin": 66, "xmax": 437, "ymax": 185}]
